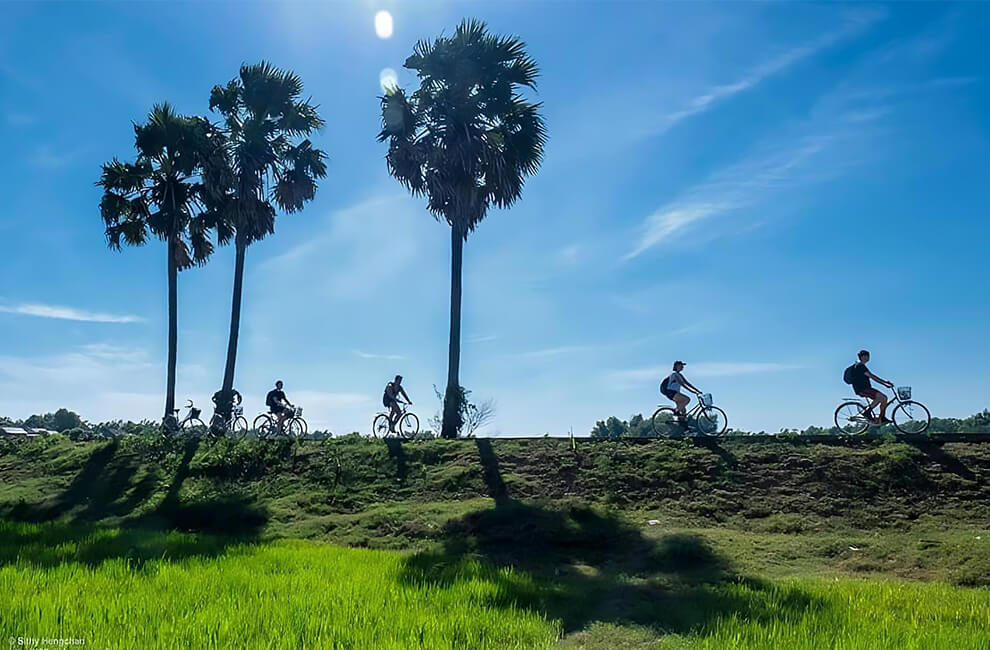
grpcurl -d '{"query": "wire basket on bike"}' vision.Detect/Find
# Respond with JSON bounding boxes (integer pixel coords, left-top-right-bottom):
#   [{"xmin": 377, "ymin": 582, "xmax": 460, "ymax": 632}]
[
  {"xmin": 293, "ymin": 406, "xmax": 303, "ymax": 418},
  {"xmin": 700, "ymin": 393, "xmax": 714, "ymax": 407},
  {"xmin": 190, "ymin": 407, "xmax": 201, "ymax": 419},
  {"xmin": 233, "ymin": 405, "xmax": 244, "ymax": 416},
  {"xmin": 896, "ymin": 386, "xmax": 912, "ymax": 401}
]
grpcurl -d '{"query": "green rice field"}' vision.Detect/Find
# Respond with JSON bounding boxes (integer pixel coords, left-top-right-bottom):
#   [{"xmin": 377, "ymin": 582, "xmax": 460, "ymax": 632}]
[{"xmin": 1, "ymin": 521, "xmax": 987, "ymax": 650}]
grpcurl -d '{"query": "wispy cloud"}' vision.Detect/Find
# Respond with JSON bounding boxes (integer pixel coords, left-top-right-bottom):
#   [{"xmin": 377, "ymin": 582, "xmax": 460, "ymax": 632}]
[
  {"xmin": 607, "ymin": 361, "xmax": 802, "ymax": 387},
  {"xmin": 625, "ymin": 135, "xmax": 834, "ymax": 259},
  {"xmin": 29, "ymin": 146, "xmax": 78, "ymax": 170},
  {"xmin": 555, "ymin": 244, "xmax": 582, "ymax": 269},
  {"xmin": 259, "ymin": 193, "xmax": 426, "ymax": 300},
  {"xmin": 6, "ymin": 112, "xmax": 36, "ymax": 127},
  {"xmin": 517, "ymin": 345, "xmax": 596, "ymax": 359},
  {"xmin": 0, "ymin": 303, "xmax": 144, "ymax": 323},
  {"xmin": 651, "ymin": 10, "xmax": 885, "ymax": 135},
  {"xmin": 468, "ymin": 335, "xmax": 498, "ymax": 344},
  {"xmin": 353, "ymin": 349, "xmax": 406, "ymax": 361}
]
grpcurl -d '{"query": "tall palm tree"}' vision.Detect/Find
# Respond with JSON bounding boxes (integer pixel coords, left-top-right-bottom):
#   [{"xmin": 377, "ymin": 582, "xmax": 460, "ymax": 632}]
[
  {"xmin": 97, "ymin": 103, "xmax": 228, "ymax": 421},
  {"xmin": 208, "ymin": 62, "xmax": 327, "ymax": 421},
  {"xmin": 378, "ymin": 19, "xmax": 547, "ymax": 438}
]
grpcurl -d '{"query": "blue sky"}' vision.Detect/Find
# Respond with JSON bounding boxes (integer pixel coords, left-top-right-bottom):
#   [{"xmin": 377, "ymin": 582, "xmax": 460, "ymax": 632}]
[{"xmin": 1, "ymin": 1, "xmax": 988, "ymax": 435}]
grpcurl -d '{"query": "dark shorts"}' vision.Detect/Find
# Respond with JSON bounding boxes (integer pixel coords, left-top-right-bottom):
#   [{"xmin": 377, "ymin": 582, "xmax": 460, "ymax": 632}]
[
  {"xmin": 270, "ymin": 404, "xmax": 290, "ymax": 417},
  {"xmin": 384, "ymin": 396, "xmax": 398, "ymax": 409},
  {"xmin": 661, "ymin": 388, "xmax": 678, "ymax": 401},
  {"xmin": 856, "ymin": 387, "xmax": 881, "ymax": 400}
]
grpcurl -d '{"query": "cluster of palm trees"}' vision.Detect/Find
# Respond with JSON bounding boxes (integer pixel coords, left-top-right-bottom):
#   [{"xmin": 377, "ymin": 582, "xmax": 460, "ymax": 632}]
[{"xmin": 98, "ymin": 20, "xmax": 546, "ymax": 438}]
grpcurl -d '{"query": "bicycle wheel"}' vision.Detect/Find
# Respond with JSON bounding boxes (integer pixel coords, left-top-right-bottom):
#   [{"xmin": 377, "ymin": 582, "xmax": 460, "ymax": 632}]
[
  {"xmin": 696, "ymin": 406, "xmax": 728, "ymax": 435},
  {"xmin": 298, "ymin": 417, "xmax": 308, "ymax": 435},
  {"xmin": 398, "ymin": 412, "xmax": 419, "ymax": 439},
  {"xmin": 651, "ymin": 407, "xmax": 683, "ymax": 437},
  {"xmin": 834, "ymin": 402, "xmax": 870, "ymax": 435},
  {"xmin": 231, "ymin": 417, "xmax": 249, "ymax": 439},
  {"xmin": 892, "ymin": 400, "xmax": 931, "ymax": 435},
  {"xmin": 287, "ymin": 418, "xmax": 306, "ymax": 439},
  {"xmin": 181, "ymin": 417, "xmax": 207, "ymax": 438},
  {"xmin": 372, "ymin": 414, "xmax": 391, "ymax": 438},
  {"xmin": 254, "ymin": 414, "xmax": 274, "ymax": 440}
]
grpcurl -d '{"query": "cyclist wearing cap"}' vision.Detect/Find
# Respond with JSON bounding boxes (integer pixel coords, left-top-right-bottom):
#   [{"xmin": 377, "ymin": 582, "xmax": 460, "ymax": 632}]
[
  {"xmin": 660, "ymin": 361, "xmax": 702, "ymax": 419},
  {"xmin": 383, "ymin": 375, "xmax": 411, "ymax": 433}
]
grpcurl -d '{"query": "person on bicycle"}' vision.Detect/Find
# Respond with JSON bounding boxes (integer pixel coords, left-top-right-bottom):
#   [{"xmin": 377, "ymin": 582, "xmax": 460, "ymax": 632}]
[
  {"xmin": 212, "ymin": 388, "xmax": 242, "ymax": 410},
  {"xmin": 266, "ymin": 380, "xmax": 295, "ymax": 429},
  {"xmin": 383, "ymin": 375, "xmax": 411, "ymax": 433},
  {"xmin": 845, "ymin": 350, "xmax": 893, "ymax": 425},
  {"xmin": 660, "ymin": 361, "xmax": 702, "ymax": 420}
]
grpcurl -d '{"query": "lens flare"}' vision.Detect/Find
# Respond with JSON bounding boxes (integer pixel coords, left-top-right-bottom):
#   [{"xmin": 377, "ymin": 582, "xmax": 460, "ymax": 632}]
[
  {"xmin": 379, "ymin": 67, "xmax": 398, "ymax": 93},
  {"xmin": 374, "ymin": 11, "xmax": 393, "ymax": 39}
]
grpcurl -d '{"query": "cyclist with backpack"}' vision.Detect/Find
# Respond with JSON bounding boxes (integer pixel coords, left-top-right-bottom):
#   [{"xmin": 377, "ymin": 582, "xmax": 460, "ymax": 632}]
[
  {"xmin": 383, "ymin": 375, "xmax": 411, "ymax": 433},
  {"xmin": 843, "ymin": 350, "xmax": 894, "ymax": 425},
  {"xmin": 660, "ymin": 361, "xmax": 702, "ymax": 421}
]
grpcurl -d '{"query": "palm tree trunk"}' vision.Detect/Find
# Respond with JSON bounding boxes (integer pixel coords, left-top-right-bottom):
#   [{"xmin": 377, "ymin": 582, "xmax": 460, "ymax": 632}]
[
  {"xmin": 218, "ymin": 235, "xmax": 247, "ymax": 420},
  {"xmin": 164, "ymin": 241, "xmax": 178, "ymax": 420},
  {"xmin": 441, "ymin": 225, "xmax": 464, "ymax": 439}
]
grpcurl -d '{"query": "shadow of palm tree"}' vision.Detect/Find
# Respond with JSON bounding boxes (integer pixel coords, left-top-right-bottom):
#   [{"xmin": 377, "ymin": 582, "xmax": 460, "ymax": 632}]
[
  {"xmin": 397, "ymin": 437, "xmax": 828, "ymax": 636},
  {"xmin": 0, "ymin": 438, "xmax": 267, "ymax": 568}
]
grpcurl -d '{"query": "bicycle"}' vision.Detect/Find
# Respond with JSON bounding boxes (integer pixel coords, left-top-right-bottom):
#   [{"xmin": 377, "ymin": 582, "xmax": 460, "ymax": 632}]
[
  {"xmin": 161, "ymin": 400, "xmax": 208, "ymax": 437},
  {"xmin": 834, "ymin": 384, "xmax": 930, "ymax": 435},
  {"xmin": 209, "ymin": 404, "xmax": 249, "ymax": 440},
  {"xmin": 373, "ymin": 401, "xmax": 419, "ymax": 439},
  {"xmin": 254, "ymin": 406, "xmax": 308, "ymax": 440},
  {"xmin": 652, "ymin": 393, "xmax": 728, "ymax": 436}
]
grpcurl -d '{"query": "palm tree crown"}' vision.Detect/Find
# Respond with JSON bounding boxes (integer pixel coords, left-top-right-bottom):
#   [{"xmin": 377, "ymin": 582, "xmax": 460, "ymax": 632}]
[{"xmin": 379, "ymin": 19, "xmax": 547, "ymax": 237}]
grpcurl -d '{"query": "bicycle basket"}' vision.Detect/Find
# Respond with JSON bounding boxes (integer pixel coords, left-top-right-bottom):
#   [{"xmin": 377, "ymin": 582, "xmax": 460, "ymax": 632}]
[
  {"xmin": 700, "ymin": 393, "xmax": 713, "ymax": 407},
  {"xmin": 897, "ymin": 386, "xmax": 912, "ymax": 401},
  {"xmin": 191, "ymin": 407, "xmax": 201, "ymax": 419},
  {"xmin": 232, "ymin": 405, "xmax": 244, "ymax": 416},
  {"xmin": 294, "ymin": 407, "xmax": 303, "ymax": 417}
]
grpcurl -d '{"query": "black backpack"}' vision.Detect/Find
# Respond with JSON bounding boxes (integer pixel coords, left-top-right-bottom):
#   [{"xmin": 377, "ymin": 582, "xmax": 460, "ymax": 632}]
[
  {"xmin": 843, "ymin": 365, "xmax": 855, "ymax": 385},
  {"xmin": 660, "ymin": 376, "xmax": 670, "ymax": 393}
]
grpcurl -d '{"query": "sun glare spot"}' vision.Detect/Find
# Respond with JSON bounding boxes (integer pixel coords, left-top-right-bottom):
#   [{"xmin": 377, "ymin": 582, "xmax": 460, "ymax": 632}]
[
  {"xmin": 379, "ymin": 67, "xmax": 398, "ymax": 93},
  {"xmin": 374, "ymin": 11, "xmax": 393, "ymax": 39}
]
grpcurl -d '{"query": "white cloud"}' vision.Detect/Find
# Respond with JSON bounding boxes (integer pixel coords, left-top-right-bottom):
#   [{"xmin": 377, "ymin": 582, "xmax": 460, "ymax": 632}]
[
  {"xmin": 468, "ymin": 335, "xmax": 498, "ymax": 343},
  {"xmin": 29, "ymin": 146, "xmax": 78, "ymax": 170},
  {"xmin": 517, "ymin": 345, "xmax": 595, "ymax": 359},
  {"xmin": 556, "ymin": 244, "xmax": 582, "ymax": 268},
  {"xmin": 625, "ymin": 136, "xmax": 833, "ymax": 259},
  {"xmin": 6, "ymin": 112, "xmax": 36, "ymax": 127},
  {"xmin": 353, "ymin": 349, "xmax": 406, "ymax": 360},
  {"xmin": 606, "ymin": 361, "xmax": 802, "ymax": 387},
  {"xmin": 649, "ymin": 10, "xmax": 885, "ymax": 136},
  {"xmin": 259, "ymin": 193, "xmax": 424, "ymax": 301},
  {"xmin": 0, "ymin": 303, "xmax": 144, "ymax": 323}
]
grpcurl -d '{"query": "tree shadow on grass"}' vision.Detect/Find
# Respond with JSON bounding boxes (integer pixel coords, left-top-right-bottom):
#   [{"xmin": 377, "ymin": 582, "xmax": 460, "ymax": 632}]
[
  {"xmin": 384, "ymin": 438, "xmax": 408, "ymax": 482},
  {"xmin": 0, "ymin": 438, "xmax": 267, "ymax": 568},
  {"xmin": 397, "ymin": 438, "xmax": 828, "ymax": 637},
  {"xmin": 908, "ymin": 441, "xmax": 977, "ymax": 481}
]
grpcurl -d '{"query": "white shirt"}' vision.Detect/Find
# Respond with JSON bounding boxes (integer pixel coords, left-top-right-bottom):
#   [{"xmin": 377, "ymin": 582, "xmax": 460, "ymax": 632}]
[{"xmin": 666, "ymin": 371, "xmax": 685, "ymax": 393}]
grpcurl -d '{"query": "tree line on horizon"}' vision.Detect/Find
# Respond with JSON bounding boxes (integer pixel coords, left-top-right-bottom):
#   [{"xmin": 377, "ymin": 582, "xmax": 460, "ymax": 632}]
[
  {"xmin": 590, "ymin": 409, "xmax": 990, "ymax": 438},
  {"xmin": 96, "ymin": 19, "xmax": 546, "ymax": 438}
]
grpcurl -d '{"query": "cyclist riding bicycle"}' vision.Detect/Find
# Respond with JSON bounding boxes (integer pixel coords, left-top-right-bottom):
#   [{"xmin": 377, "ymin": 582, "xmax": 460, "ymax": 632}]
[
  {"xmin": 383, "ymin": 375, "xmax": 411, "ymax": 433},
  {"xmin": 660, "ymin": 361, "xmax": 702, "ymax": 420},
  {"xmin": 212, "ymin": 388, "xmax": 242, "ymax": 409},
  {"xmin": 266, "ymin": 380, "xmax": 295, "ymax": 429},
  {"xmin": 844, "ymin": 349, "xmax": 894, "ymax": 425}
]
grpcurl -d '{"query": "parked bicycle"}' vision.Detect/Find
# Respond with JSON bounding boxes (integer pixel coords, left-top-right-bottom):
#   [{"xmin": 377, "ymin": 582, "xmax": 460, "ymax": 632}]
[
  {"xmin": 373, "ymin": 401, "xmax": 419, "ymax": 439},
  {"xmin": 161, "ymin": 400, "xmax": 208, "ymax": 437},
  {"xmin": 834, "ymin": 384, "xmax": 930, "ymax": 435},
  {"xmin": 652, "ymin": 393, "xmax": 728, "ymax": 436},
  {"xmin": 209, "ymin": 404, "xmax": 249, "ymax": 439},
  {"xmin": 254, "ymin": 406, "xmax": 308, "ymax": 440}
]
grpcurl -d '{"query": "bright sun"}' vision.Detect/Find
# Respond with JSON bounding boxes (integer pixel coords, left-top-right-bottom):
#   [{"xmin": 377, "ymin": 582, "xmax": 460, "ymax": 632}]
[
  {"xmin": 374, "ymin": 11, "xmax": 393, "ymax": 39},
  {"xmin": 379, "ymin": 68, "xmax": 398, "ymax": 93}
]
